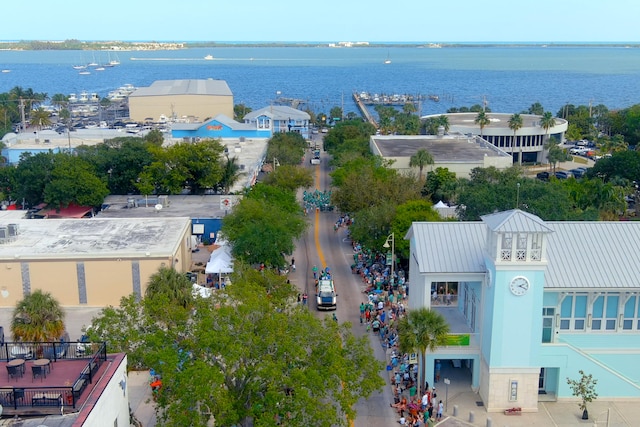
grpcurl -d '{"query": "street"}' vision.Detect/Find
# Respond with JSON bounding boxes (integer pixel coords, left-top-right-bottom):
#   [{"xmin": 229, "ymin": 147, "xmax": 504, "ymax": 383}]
[{"xmin": 289, "ymin": 141, "xmax": 399, "ymax": 426}]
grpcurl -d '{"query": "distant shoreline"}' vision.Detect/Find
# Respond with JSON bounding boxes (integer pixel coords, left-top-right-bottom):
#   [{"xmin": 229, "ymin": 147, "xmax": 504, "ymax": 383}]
[{"xmin": 0, "ymin": 40, "xmax": 638, "ymax": 51}]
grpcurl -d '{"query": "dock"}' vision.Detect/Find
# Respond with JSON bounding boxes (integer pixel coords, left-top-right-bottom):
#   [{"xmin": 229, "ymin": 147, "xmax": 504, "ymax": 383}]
[{"xmin": 352, "ymin": 92, "xmax": 379, "ymax": 128}]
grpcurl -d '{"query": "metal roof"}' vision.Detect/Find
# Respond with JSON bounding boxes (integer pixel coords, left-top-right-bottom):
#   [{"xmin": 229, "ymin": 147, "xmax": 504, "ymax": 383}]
[
  {"xmin": 130, "ymin": 79, "xmax": 232, "ymax": 97},
  {"xmin": 409, "ymin": 222, "xmax": 486, "ymax": 274},
  {"xmin": 409, "ymin": 218, "xmax": 640, "ymax": 289},
  {"xmin": 481, "ymin": 209, "xmax": 554, "ymax": 233},
  {"xmin": 243, "ymin": 105, "xmax": 310, "ymax": 121}
]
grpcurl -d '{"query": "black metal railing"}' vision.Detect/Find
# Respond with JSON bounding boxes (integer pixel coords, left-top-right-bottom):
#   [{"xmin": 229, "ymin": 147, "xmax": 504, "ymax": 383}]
[{"xmin": 0, "ymin": 341, "xmax": 107, "ymax": 412}]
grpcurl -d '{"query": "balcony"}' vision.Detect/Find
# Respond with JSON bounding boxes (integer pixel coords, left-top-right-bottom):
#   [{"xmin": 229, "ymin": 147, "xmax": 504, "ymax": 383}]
[{"xmin": 0, "ymin": 340, "xmax": 107, "ymax": 417}]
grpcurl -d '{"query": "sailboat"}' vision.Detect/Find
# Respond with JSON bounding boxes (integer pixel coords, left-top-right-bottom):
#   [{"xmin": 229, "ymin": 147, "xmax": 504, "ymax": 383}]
[
  {"xmin": 384, "ymin": 52, "xmax": 391, "ymax": 64},
  {"xmin": 87, "ymin": 53, "xmax": 98, "ymax": 67},
  {"xmin": 109, "ymin": 53, "xmax": 121, "ymax": 66}
]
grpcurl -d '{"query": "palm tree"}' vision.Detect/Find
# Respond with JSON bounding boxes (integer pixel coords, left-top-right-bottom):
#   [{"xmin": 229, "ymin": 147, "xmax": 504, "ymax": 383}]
[
  {"xmin": 539, "ymin": 112, "xmax": 556, "ymax": 143},
  {"xmin": 145, "ymin": 266, "xmax": 195, "ymax": 310},
  {"xmin": 474, "ymin": 111, "xmax": 490, "ymax": 138},
  {"xmin": 11, "ymin": 290, "xmax": 65, "ymax": 342},
  {"xmin": 409, "ymin": 149, "xmax": 434, "ymax": 181},
  {"xmin": 29, "ymin": 107, "xmax": 52, "ymax": 130},
  {"xmin": 397, "ymin": 308, "xmax": 450, "ymax": 392},
  {"xmin": 220, "ymin": 155, "xmax": 244, "ymax": 194},
  {"xmin": 437, "ymin": 115, "xmax": 450, "ymax": 134},
  {"xmin": 508, "ymin": 113, "xmax": 524, "ymax": 164}
]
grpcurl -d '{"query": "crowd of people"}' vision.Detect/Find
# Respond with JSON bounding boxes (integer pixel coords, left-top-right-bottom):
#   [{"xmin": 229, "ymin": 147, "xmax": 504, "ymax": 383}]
[{"xmin": 350, "ymin": 240, "xmax": 441, "ymax": 426}]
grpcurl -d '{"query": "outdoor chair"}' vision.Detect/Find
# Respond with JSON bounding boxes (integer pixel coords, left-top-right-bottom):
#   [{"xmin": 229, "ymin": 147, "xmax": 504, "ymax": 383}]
[
  {"xmin": 6, "ymin": 365, "xmax": 22, "ymax": 381},
  {"xmin": 31, "ymin": 365, "xmax": 46, "ymax": 382}
]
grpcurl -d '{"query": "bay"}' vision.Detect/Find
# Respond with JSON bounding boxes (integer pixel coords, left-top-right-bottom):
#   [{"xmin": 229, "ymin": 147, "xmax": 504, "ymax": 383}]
[{"xmin": 1, "ymin": 46, "xmax": 639, "ymax": 117}]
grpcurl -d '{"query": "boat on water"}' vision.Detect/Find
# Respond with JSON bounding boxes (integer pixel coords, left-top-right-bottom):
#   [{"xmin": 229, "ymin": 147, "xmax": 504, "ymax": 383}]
[
  {"xmin": 204, "ymin": 54, "xmax": 214, "ymax": 60},
  {"xmin": 68, "ymin": 93, "xmax": 78, "ymax": 102},
  {"xmin": 109, "ymin": 53, "xmax": 121, "ymax": 66},
  {"xmin": 78, "ymin": 70, "xmax": 91, "ymax": 75},
  {"xmin": 384, "ymin": 52, "xmax": 391, "ymax": 64},
  {"xmin": 94, "ymin": 66, "xmax": 105, "ymax": 71},
  {"xmin": 73, "ymin": 64, "xmax": 87, "ymax": 70},
  {"xmin": 79, "ymin": 91, "xmax": 89, "ymax": 102},
  {"xmin": 1, "ymin": 69, "xmax": 10, "ymax": 73},
  {"xmin": 87, "ymin": 54, "xmax": 98, "ymax": 67}
]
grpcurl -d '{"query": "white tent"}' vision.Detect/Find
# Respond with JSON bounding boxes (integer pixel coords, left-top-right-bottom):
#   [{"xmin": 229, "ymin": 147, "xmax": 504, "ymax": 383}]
[
  {"xmin": 434, "ymin": 200, "xmax": 448, "ymax": 208},
  {"xmin": 192, "ymin": 283, "xmax": 212, "ymax": 298},
  {"xmin": 205, "ymin": 245, "xmax": 234, "ymax": 274}
]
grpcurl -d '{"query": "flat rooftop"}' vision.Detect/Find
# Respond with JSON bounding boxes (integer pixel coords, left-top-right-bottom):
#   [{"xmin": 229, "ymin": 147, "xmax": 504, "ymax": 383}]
[
  {"xmin": 0, "ymin": 217, "xmax": 191, "ymax": 260},
  {"xmin": 422, "ymin": 112, "xmax": 568, "ymax": 129},
  {"xmin": 371, "ymin": 134, "xmax": 509, "ymax": 161},
  {"xmin": 99, "ymin": 195, "xmax": 238, "ymax": 219}
]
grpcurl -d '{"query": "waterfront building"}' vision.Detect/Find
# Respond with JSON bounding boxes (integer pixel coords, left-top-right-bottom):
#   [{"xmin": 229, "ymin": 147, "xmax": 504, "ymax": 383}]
[
  {"xmin": 406, "ymin": 209, "xmax": 640, "ymax": 412},
  {"xmin": 421, "ymin": 113, "xmax": 569, "ymax": 164},
  {"xmin": 370, "ymin": 134, "xmax": 513, "ymax": 179},
  {"xmin": 129, "ymin": 79, "xmax": 234, "ymax": 123}
]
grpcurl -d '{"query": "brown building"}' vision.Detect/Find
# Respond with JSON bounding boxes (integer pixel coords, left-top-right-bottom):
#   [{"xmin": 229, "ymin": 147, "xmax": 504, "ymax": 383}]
[
  {"xmin": 0, "ymin": 216, "xmax": 193, "ymax": 307},
  {"xmin": 128, "ymin": 79, "xmax": 234, "ymax": 123}
]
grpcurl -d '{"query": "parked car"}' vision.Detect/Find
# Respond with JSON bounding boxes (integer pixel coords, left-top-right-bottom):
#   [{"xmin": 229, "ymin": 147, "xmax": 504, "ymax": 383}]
[
  {"xmin": 555, "ymin": 171, "xmax": 572, "ymax": 179},
  {"xmin": 569, "ymin": 168, "xmax": 586, "ymax": 178},
  {"xmin": 536, "ymin": 171, "xmax": 550, "ymax": 181}
]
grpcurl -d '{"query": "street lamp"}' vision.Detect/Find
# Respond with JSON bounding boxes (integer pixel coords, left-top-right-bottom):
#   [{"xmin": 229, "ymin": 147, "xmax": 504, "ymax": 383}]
[{"xmin": 383, "ymin": 233, "xmax": 395, "ymax": 287}]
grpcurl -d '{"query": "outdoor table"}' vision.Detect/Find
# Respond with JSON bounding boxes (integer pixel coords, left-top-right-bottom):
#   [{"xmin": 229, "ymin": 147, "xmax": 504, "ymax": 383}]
[
  {"xmin": 33, "ymin": 358, "xmax": 51, "ymax": 374},
  {"xmin": 7, "ymin": 358, "xmax": 25, "ymax": 374}
]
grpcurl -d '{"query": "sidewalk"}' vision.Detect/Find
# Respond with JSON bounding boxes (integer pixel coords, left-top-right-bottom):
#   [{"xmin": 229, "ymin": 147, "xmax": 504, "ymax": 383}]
[{"xmin": 128, "ymin": 370, "xmax": 157, "ymax": 427}]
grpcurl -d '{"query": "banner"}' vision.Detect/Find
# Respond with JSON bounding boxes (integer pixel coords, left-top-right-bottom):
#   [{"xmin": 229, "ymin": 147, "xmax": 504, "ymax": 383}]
[{"xmin": 445, "ymin": 334, "xmax": 470, "ymax": 346}]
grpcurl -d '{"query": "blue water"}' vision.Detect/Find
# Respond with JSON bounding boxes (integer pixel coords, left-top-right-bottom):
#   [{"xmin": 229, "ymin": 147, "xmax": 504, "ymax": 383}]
[{"xmin": 1, "ymin": 46, "xmax": 639, "ymax": 116}]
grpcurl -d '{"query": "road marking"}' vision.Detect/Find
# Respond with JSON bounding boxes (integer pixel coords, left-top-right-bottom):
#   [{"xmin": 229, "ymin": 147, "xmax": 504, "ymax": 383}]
[{"xmin": 314, "ymin": 162, "xmax": 327, "ymax": 270}]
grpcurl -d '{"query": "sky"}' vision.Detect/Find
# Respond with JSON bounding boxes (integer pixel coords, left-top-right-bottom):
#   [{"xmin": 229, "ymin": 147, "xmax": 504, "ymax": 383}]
[{"xmin": 2, "ymin": 0, "xmax": 639, "ymax": 43}]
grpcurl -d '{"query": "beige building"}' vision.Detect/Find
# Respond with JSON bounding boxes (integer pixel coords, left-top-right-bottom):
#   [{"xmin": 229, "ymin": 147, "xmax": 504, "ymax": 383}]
[
  {"xmin": 128, "ymin": 79, "xmax": 234, "ymax": 123},
  {"xmin": 0, "ymin": 215, "xmax": 193, "ymax": 307},
  {"xmin": 370, "ymin": 134, "xmax": 513, "ymax": 179}
]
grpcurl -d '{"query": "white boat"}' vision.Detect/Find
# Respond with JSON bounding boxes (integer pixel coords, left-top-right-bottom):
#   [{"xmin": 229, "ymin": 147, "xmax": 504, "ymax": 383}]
[
  {"xmin": 109, "ymin": 53, "xmax": 121, "ymax": 66},
  {"xmin": 87, "ymin": 54, "xmax": 98, "ymax": 67},
  {"xmin": 1, "ymin": 69, "xmax": 10, "ymax": 73},
  {"xmin": 78, "ymin": 70, "xmax": 91, "ymax": 75},
  {"xmin": 94, "ymin": 66, "xmax": 105, "ymax": 71},
  {"xmin": 204, "ymin": 54, "xmax": 214, "ymax": 60},
  {"xmin": 68, "ymin": 93, "xmax": 78, "ymax": 102},
  {"xmin": 79, "ymin": 91, "xmax": 89, "ymax": 102},
  {"xmin": 90, "ymin": 93, "xmax": 99, "ymax": 102},
  {"xmin": 73, "ymin": 64, "xmax": 87, "ymax": 70}
]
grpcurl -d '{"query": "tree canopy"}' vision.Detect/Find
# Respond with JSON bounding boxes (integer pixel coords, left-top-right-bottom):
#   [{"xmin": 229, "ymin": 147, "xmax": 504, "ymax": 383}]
[
  {"xmin": 88, "ymin": 266, "xmax": 384, "ymax": 427},
  {"xmin": 12, "ymin": 290, "xmax": 65, "ymax": 342}
]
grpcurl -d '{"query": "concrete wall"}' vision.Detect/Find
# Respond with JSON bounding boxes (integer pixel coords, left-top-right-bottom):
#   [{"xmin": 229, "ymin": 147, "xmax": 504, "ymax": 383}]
[
  {"xmin": 79, "ymin": 354, "xmax": 130, "ymax": 427},
  {"xmin": 0, "ymin": 230, "xmax": 192, "ymax": 307},
  {"xmin": 129, "ymin": 94, "xmax": 233, "ymax": 123}
]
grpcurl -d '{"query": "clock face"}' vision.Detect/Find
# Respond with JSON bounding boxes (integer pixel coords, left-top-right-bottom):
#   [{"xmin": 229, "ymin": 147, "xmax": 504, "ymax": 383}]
[{"xmin": 509, "ymin": 276, "xmax": 530, "ymax": 296}]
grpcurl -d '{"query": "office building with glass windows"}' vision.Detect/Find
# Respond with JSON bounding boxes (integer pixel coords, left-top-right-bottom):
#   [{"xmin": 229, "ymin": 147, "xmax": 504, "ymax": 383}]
[{"xmin": 406, "ymin": 209, "xmax": 640, "ymax": 412}]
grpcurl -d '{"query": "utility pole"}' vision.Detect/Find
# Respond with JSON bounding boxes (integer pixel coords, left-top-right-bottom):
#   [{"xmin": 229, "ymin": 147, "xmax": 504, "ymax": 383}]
[{"xmin": 19, "ymin": 98, "xmax": 26, "ymax": 133}]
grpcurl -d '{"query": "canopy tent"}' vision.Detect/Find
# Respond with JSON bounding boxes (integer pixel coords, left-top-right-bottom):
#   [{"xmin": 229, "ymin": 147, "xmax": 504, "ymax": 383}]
[
  {"xmin": 434, "ymin": 200, "xmax": 448, "ymax": 208},
  {"xmin": 192, "ymin": 284, "xmax": 212, "ymax": 298},
  {"xmin": 205, "ymin": 245, "xmax": 234, "ymax": 274}
]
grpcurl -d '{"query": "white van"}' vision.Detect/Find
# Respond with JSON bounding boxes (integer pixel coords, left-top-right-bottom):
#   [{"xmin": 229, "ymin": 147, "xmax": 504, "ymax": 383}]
[{"xmin": 316, "ymin": 280, "xmax": 337, "ymax": 310}]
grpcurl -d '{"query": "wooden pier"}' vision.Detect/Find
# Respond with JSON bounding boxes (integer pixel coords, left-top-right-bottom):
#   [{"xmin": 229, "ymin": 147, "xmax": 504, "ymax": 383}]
[{"xmin": 352, "ymin": 92, "xmax": 379, "ymax": 128}]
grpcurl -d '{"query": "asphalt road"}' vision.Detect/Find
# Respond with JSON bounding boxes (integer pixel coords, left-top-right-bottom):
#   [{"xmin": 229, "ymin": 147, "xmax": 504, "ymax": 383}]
[{"xmin": 289, "ymin": 142, "xmax": 399, "ymax": 426}]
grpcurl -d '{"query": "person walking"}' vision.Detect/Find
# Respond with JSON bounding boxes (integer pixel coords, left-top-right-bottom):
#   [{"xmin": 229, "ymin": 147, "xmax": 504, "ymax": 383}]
[
  {"xmin": 312, "ymin": 265, "xmax": 318, "ymax": 279},
  {"xmin": 436, "ymin": 400, "xmax": 443, "ymax": 421},
  {"xmin": 291, "ymin": 258, "xmax": 296, "ymax": 272}
]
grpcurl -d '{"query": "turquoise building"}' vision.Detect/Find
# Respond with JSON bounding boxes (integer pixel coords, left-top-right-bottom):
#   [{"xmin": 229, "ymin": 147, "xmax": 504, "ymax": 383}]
[{"xmin": 406, "ymin": 210, "xmax": 640, "ymax": 412}]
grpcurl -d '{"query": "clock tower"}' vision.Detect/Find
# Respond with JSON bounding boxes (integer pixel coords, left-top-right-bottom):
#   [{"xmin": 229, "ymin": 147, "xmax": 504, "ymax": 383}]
[{"xmin": 479, "ymin": 209, "xmax": 553, "ymax": 412}]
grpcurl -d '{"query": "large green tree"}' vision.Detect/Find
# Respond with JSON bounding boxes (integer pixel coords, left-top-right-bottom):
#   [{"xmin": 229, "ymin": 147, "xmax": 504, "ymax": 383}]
[
  {"xmin": 391, "ymin": 200, "xmax": 441, "ymax": 260},
  {"xmin": 43, "ymin": 154, "xmax": 109, "ymax": 209},
  {"xmin": 12, "ymin": 290, "xmax": 65, "ymax": 342},
  {"xmin": 539, "ymin": 111, "xmax": 556, "ymax": 144},
  {"xmin": 222, "ymin": 187, "xmax": 306, "ymax": 267},
  {"xmin": 89, "ymin": 267, "xmax": 384, "ymax": 426},
  {"xmin": 262, "ymin": 164, "xmax": 313, "ymax": 192},
  {"xmin": 423, "ymin": 167, "xmax": 458, "ymax": 204},
  {"xmin": 266, "ymin": 132, "xmax": 307, "ymax": 167}
]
